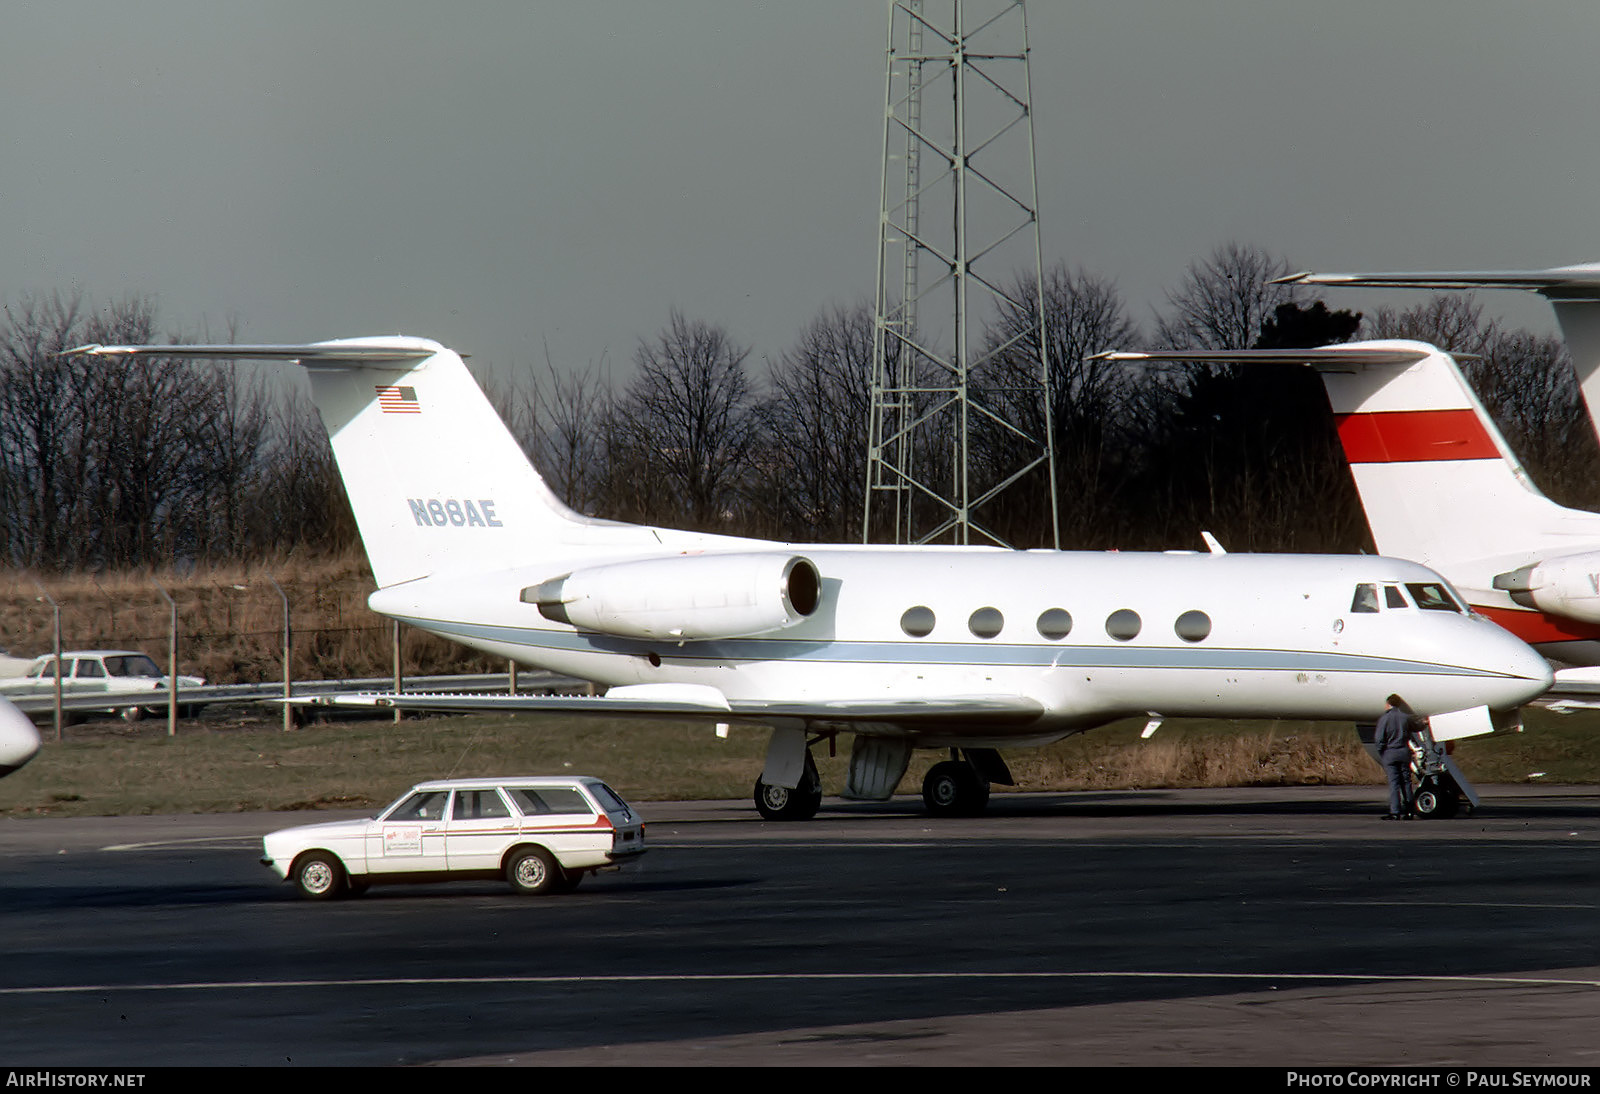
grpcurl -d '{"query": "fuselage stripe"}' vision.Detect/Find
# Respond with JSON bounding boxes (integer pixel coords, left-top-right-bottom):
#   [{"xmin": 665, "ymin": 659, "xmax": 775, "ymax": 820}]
[{"xmin": 391, "ymin": 615, "xmax": 1518, "ymax": 680}]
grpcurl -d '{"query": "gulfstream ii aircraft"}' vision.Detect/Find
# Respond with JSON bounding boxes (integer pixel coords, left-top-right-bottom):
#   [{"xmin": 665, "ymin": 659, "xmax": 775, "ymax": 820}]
[{"xmin": 73, "ymin": 337, "xmax": 1553, "ymax": 818}]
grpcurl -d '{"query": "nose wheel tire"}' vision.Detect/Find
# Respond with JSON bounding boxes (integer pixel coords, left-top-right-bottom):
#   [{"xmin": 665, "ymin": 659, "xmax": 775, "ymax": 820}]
[{"xmin": 1414, "ymin": 782, "xmax": 1461, "ymax": 820}]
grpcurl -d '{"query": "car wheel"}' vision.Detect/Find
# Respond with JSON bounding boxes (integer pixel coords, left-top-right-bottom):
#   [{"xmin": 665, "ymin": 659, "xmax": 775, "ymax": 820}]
[
  {"xmin": 506, "ymin": 847, "xmax": 560, "ymax": 894},
  {"xmin": 292, "ymin": 852, "xmax": 347, "ymax": 900},
  {"xmin": 120, "ymin": 706, "xmax": 143, "ymax": 724}
]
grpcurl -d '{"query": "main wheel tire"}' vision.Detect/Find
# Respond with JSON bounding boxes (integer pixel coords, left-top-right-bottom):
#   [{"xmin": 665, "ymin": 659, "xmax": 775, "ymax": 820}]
[
  {"xmin": 292, "ymin": 851, "xmax": 347, "ymax": 900},
  {"xmin": 754, "ymin": 778, "xmax": 822, "ymax": 820},
  {"xmin": 506, "ymin": 847, "xmax": 560, "ymax": 894},
  {"xmin": 922, "ymin": 760, "xmax": 990, "ymax": 817},
  {"xmin": 120, "ymin": 706, "xmax": 144, "ymax": 724}
]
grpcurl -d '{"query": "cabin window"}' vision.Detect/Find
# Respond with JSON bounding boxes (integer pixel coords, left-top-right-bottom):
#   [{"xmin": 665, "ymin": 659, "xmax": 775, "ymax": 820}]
[
  {"xmin": 1406, "ymin": 582, "xmax": 1462, "ymax": 612},
  {"xmin": 968, "ymin": 607, "xmax": 1004, "ymax": 639},
  {"xmin": 1174, "ymin": 610, "xmax": 1212, "ymax": 642},
  {"xmin": 901, "ymin": 606, "xmax": 936, "ymax": 637},
  {"xmin": 1351, "ymin": 584, "xmax": 1379, "ymax": 613},
  {"xmin": 1037, "ymin": 608, "xmax": 1072, "ymax": 640},
  {"xmin": 1384, "ymin": 585, "xmax": 1408, "ymax": 609},
  {"xmin": 1105, "ymin": 609, "xmax": 1141, "ymax": 641}
]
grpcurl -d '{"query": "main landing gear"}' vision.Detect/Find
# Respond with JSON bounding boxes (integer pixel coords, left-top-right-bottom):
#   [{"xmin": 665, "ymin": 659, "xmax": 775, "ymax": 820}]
[
  {"xmin": 918, "ymin": 749, "xmax": 1014, "ymax": 816},
  {"xmin": 921, "ymin": 759, "xmax": 990, "ymax": 816},
  {"xmin": 754, "ymin": 750, "xmax": 822, "ymax": 821},
  {"xmin": 753, "ymin": 732, "xmax": 1015, "ymax": 821}
]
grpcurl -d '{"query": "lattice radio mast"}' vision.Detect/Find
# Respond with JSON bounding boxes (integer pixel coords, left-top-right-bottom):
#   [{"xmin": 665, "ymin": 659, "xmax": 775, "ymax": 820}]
[{"xmin": 864, "ymin": 0, "xmax": 1058, "ymax": 547}]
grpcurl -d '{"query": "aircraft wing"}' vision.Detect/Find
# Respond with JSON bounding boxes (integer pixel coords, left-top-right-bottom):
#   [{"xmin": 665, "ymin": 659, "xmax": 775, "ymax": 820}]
[{"xmin": 305, "ymin": 689, "xmax": 1047, "ymax": 728}]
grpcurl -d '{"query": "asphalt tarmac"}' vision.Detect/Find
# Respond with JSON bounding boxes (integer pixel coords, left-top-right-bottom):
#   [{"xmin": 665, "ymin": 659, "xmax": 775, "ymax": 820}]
[{"xmin": 2, "ymin": 786, "xmax": 1598, "ymax": 1067}]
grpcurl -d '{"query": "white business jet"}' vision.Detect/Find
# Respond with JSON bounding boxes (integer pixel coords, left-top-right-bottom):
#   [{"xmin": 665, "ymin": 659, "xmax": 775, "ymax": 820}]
[
  {"xmin": 70, "ymin": 338, "xmax": 1552, "ymax": 817},
  {"xmin": 0, "ymin": 697, "xmax": 42, "ymax": 778}
]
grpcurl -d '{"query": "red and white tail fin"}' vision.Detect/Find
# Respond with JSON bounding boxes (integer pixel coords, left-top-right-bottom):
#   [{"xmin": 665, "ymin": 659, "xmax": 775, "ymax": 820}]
[
  {"xmin": 1280, "ymin": 265, "xmax": 1600, "ymax": 448},
  {"xmin": 1099, "ymin": 341, "xmax": 1600, "ymax": 567},
  {"xmin": 1311, "ymin": 340, "xmax": 1587, "ymax": 566}
]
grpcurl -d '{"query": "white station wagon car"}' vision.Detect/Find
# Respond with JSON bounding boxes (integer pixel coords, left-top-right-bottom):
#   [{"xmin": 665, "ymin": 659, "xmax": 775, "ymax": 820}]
[
  {"xmin": 0, "ymin": 650, "xmax": 205, "ymax": 722},
  {"xmin": 261, "ymin": 776, "xmax": 646, "ymax": 899}
]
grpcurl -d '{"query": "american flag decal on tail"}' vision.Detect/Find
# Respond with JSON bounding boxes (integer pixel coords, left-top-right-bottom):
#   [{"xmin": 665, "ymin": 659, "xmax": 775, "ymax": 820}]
[{"xmin": 376, "ymin": 385, "xmax": 421, "ymax": 414}]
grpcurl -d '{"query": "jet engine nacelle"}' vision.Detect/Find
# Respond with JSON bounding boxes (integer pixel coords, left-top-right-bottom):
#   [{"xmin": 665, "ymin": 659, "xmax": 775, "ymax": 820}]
[
  {"xmin": 1493, "ymin": 551, "xmax": 1600, "ymax": 624},
  {"xmin": 524, "ymin": 553, "xmax": 821, "ymax": 640}
]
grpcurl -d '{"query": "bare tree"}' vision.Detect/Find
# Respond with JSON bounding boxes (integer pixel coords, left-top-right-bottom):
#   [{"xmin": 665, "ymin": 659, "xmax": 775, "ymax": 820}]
[
  {"xmin": 535, "ymin": 357, "xmax": 614, "ymax": 517},
  {"xmin": 754, "ymin": 303, "xmax": 876, "ymax": 542},
  {"xmin": 1156, "ymin": 242, "xmax": 1302, "ymax": 351},
  {"xmin": 977, "ymin": 265, "xmax": 1142, "ymax": 546},
  {"xmin": 610, "ymin": 311, "xmax": 756, "ymax": 530},
  {"xmin": 1145, "ymin": 247, "xmax": 1372, "ymax": 551}
]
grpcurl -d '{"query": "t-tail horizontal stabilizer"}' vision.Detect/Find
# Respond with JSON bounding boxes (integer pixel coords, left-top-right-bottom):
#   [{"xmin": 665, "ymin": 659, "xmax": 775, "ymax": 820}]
[
  {"xmin": 1278, "ymin": 266, "xmax": 1600, "ymax": 451},
  {"xmin": 66, "ymin": 337, "xmax": 632, "ymax": 589}
]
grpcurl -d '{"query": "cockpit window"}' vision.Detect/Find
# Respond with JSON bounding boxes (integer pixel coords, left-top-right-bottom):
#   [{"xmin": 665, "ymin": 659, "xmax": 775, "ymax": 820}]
[
  {"xmin": 1384, "ymin": 585, "xmax": 1409, "ymax": 609},
  {"xmin": 1351, "ymin": 584, "xmax": 1379, "ymax": 613},
  {"xmin": 1406, "ymin": 582, "xmax": 1462, "ymax": 612}
]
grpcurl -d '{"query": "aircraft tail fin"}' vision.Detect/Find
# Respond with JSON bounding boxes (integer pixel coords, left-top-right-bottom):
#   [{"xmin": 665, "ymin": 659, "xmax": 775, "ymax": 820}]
[
  {"xmin": 1099, "ymin": 341, "xmax": 1594, "ymax": 566},
  {"xmin": 1280, "ymin": 266, "xmax": 1600, "ymax": 448},
  {"xmin": 70, "ymin": 338, "xmax": 640, "ymax": 587}
]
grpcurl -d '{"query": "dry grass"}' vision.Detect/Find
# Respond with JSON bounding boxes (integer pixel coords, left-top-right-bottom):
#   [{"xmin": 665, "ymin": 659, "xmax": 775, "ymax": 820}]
[
  {"xmin": 5, "ymin": 707, "xmax": 1596, "ymax": 820},
  {"xmin": 1, "ymin": 553, "xmax": 491, "ymax": 683}
]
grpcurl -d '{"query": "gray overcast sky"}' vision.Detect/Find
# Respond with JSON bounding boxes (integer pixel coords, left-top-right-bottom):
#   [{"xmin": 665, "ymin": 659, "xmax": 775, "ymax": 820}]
[{"xmin": 3, "ymin": 1, "xmax": 1596, "ymax": 383}]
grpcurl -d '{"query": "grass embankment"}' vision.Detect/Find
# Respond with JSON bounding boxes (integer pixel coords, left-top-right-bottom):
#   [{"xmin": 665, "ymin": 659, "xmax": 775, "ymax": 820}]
[
  {"xmin": 4, "ymin": 707, "xmax": 1597, "ymax": 819},
  {"xmin": 1, "ymin": 555, "xmax": 489, "ymax": 683}
]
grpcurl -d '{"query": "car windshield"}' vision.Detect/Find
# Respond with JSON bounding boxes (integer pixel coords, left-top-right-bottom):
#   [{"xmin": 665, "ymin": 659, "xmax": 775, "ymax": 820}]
[{"xmin": 386, "ymin": 791, "xmax": 450, "ymax": 822}]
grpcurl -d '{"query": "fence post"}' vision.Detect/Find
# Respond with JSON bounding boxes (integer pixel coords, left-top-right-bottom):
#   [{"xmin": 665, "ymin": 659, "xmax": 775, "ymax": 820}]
[
  {"xmin": 151, "ymin": 580, "xmax": 178, "ymax": 737},
  {"xmin": 29, "ymin": 579, "xmax": 63, "ymax": 742},
  {"xmin": 267, "ymin": 575, "xmax": 292, "ymax": 732}
]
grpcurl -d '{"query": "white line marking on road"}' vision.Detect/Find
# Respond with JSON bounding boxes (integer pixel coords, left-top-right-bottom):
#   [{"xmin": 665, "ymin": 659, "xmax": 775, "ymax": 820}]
[{"xmin": 5, "ymin": 970, "xmax": 1599, "ymax": 997}]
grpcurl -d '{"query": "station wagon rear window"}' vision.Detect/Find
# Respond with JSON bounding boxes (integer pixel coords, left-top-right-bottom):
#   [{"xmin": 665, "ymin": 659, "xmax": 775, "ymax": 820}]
[{"xmin": 507, "ymin": 786, "xmax": 594, "ymax": 816}]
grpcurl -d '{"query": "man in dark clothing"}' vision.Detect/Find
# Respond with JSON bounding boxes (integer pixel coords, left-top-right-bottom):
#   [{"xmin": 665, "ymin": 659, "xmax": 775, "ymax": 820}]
[{"xmin": 1375, "ymin": 693, "xmax": 1419, "ymax": 819}]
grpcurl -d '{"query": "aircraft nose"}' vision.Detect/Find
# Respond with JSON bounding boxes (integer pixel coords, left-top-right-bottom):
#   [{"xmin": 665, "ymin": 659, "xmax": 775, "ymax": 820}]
[
  {"xmin": 1486, "ymin": 627, "xmax": 1554, "ymax": 706},
  {"xmin": 0, "ymin": 697, "xmax": 42, "ymax": 776}
]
